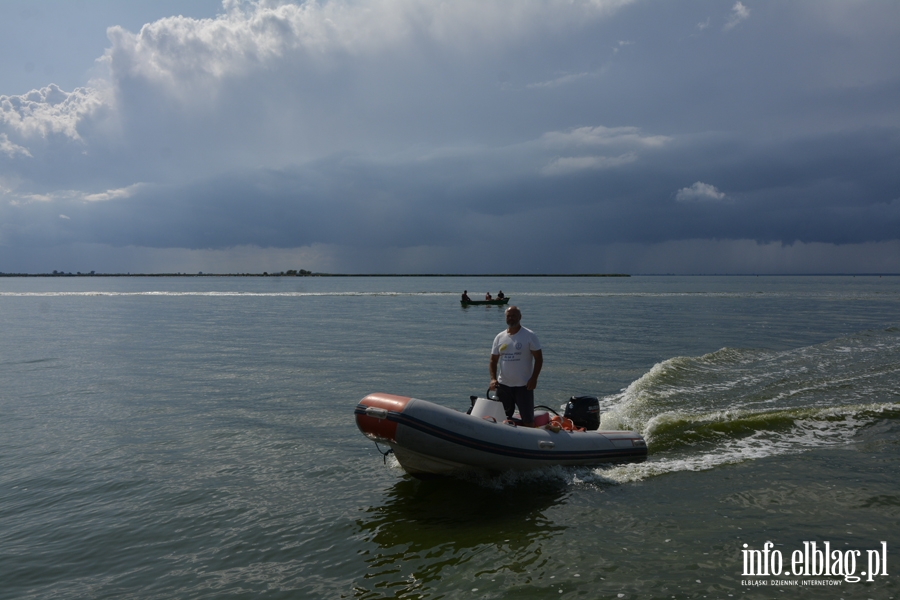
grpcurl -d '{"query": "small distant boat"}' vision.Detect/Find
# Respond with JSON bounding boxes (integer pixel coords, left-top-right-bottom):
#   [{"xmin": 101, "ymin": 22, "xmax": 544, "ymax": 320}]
[
  {"xmin": 355, "ymin": 392, "xmax": 647, "ymax": 478},
  {"xmin": 461, "ymin": 297, "xmax": 510, "ymax": 306}
]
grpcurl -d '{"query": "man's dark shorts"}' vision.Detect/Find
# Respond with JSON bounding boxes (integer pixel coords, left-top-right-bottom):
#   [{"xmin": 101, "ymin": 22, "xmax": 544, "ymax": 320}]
[{"xmin": 497, "ymin": 383, "xmax": 534, "ymax": 424}]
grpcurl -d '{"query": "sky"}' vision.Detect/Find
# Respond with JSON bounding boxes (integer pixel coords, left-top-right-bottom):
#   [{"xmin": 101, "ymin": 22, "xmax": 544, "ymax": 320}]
[{"xmin": 1, "ymin": 0, "xmax": 899, "ymax": 274}]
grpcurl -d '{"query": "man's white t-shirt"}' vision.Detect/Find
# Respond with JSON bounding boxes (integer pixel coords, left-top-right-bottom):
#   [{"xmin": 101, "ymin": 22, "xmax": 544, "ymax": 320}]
[{"xmin": 491, "ymin": 327, "xmax": 541, "ymax": 387}]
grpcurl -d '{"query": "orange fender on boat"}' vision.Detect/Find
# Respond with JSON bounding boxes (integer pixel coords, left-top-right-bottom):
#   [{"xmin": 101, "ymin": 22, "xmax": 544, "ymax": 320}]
[{"xmin": 355, "ymin": 393, "xmax": 411, "ymax": 443}]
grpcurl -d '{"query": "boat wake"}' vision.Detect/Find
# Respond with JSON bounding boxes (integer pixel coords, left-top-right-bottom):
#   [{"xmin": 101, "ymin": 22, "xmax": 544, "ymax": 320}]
[{"xmin": 587, "ymin": 327, "xmax": 900, "ymax": 483}]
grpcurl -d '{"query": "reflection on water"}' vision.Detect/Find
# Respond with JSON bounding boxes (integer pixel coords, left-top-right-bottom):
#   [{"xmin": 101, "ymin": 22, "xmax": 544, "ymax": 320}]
[{"xmin": 353, "ymin": 477, "xmax": 569, "ymax": 598}]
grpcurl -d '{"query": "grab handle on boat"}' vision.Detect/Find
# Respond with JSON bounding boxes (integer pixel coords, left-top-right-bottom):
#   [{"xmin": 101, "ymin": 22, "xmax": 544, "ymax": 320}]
[
  {"xmin": 365, "ymin": 406, "xmax": 389, "ymax": 419},
  {"xmin": 538, "ymin": 441, "xmax": 555, "ymax": 450}
]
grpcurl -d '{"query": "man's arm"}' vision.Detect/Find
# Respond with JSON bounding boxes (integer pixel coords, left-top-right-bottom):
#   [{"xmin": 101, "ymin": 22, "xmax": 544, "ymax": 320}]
[
  {"xmin": 526, "ymin": 349, "xmax": 543, "ymax": 390},
  {"xmin": 489, "ymin": 354, "xmax": 500, "ymax": 390}
]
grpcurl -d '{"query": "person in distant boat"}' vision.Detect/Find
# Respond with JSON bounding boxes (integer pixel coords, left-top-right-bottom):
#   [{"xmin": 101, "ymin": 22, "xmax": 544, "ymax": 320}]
[
  {"xmin": 461, "ymin": 290, "xmax": 471, "ymax": 302},
  {"xmin": 485, "ymin": 292, "xmax": 492, "ymax": 300},
  {"xmin": 497, "ymin": 290, "xmax": 505, "ymax": 300},
  {"xmin": 489, "ymin": 306, "xmax": 543, "ymax": 427}
]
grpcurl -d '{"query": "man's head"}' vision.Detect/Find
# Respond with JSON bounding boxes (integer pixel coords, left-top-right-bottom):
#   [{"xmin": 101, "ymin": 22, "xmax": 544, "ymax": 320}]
[{"xmin": 505, "ymin": 306, "xmax": 521, "ymax": 327}]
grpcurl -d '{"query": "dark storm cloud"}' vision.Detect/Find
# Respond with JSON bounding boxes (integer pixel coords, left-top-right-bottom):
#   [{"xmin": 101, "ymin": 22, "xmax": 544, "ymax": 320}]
[
  {"xmin": 5, "ymin": 126, "xmax": 897, "ymax": 261},
  {"xmin": 1, "ymin": 0, "xmax": 899, "ymax": 273}
]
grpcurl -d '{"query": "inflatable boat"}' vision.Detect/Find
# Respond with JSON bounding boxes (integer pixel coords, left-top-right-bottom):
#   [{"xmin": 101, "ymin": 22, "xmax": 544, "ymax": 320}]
[{"xmin": 354, "ymin": 392, "xmax": 647, "ymax": 477}]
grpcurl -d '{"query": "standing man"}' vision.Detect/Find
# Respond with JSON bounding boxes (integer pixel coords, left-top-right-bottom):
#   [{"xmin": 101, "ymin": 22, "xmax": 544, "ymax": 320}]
[{"xmin": 489, "ymin": 306, "xmax": 543, "ymax": 426}]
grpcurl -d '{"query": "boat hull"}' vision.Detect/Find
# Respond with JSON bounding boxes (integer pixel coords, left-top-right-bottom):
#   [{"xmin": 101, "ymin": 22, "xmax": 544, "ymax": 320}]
[
  {"xmin": 355, "ymin": 393, "xmax": 647, "ymax": 477},
  {"xmin": 461, "ymin": 298, "xmax": 510, "ymax": 306}
]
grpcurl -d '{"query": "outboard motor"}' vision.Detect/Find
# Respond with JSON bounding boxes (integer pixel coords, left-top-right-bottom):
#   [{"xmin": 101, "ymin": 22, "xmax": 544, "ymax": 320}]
[{"xmin": 564, "ymin": 396, "xmax": 600, "ymax": 430}]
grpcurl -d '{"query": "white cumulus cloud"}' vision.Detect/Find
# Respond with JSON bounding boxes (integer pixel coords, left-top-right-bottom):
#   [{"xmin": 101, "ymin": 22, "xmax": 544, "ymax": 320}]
[
  {"xmin": 724, "ymin": 1, "xmax": 750, "ymax": 31},
  {"xmin": 675, "ymin": 181, "xmax": 726, "ymax": 202},
  {"xmin": 0, "ymin": 84, "xmax": 108, "ymax": 141},
  {"xmin": 0, "ymin": 133, "xmax": 32, "ymax": 158},
  {"xmin": 0, "ymin": 0, "xmax": 639, "ymax": 183},
  {"xmin": 102, "ymin": 0, "xmax": 637, "ymax": 103}
]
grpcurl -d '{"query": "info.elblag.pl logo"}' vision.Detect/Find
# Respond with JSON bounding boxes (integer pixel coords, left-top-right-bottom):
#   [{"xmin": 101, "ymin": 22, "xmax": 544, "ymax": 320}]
[{"xmin": 741, "ymin": 541, "xmax": 889, "ymax": 585}]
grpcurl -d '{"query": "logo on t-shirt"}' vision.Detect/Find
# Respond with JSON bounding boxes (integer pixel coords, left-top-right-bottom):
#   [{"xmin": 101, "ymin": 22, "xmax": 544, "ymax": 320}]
[{"xmin": 515, "ymin": 342, "xmax": 523, "ymax": 350}]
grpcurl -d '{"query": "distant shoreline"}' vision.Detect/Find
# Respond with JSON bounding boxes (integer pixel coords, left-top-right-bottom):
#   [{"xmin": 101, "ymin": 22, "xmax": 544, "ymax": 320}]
[
  {"xmin": 0, "ymin": 272, "xmax": 631, "ymax": 278},
  {"xmin": 1, "ymin": 272, "xmax": 898, "ymax": 278}
]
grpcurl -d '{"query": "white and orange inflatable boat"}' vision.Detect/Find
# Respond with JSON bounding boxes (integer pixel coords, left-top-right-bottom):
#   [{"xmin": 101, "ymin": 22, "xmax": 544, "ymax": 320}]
[{"xmin": 354, "ymin": 392, "xmax": 647, "ymax": 478}]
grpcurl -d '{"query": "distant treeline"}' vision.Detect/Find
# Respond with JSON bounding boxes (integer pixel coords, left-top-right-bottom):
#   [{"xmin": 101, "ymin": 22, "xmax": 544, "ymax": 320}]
[{"xmin": 0, "ymin": 270, "xmax": 631, "ymax": 277}]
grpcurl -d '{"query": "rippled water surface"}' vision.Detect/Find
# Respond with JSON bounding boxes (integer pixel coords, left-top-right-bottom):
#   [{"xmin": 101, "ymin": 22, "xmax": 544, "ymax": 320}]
[{"xmin": 1, "ymin": 276, "xmax": 898, "ymax": 599}]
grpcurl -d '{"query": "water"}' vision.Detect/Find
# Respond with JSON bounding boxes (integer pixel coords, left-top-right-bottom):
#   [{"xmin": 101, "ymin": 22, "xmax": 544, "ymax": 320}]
[{"xmin": 1, "ymin": 275, "xmax": 898, "ymax": 599}]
